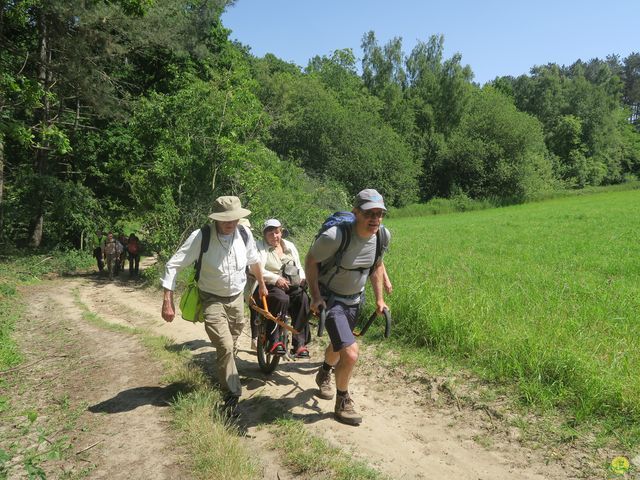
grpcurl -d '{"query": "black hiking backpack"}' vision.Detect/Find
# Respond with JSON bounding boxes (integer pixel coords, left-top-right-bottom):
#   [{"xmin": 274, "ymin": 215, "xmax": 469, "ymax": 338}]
[{"xmin": 194, "ymin": 224, "xmax": 249, "ymax": 281}]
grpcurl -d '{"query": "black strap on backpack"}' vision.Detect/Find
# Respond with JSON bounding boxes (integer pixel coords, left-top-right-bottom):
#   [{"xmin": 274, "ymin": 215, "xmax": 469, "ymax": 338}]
[
  {"xmin": 238, "ymin": 225, "xmax": 249, "ymax": 246},
  {"xmin": 322, "ymin": 225, "xmax": 387, "ymax": 289},
  {"xmin": 194, "ymin": 224, "xmax": 249, "ymax": 281},
  {"xmin": 319, "ymin": 223, "xmax": 352, "ymax": 277},
  {"xmin": 194, "ymin": 225, "xmax": 211, "ymax": 282}
]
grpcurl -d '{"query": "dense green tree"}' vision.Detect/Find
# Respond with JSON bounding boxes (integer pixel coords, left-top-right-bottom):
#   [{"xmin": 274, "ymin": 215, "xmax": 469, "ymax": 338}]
[
  {"xmin": 622, "ymin": 52, "xmax": 640, "ymax": 127},
  {"xmin": 360, "ymin": 31, "xmax": 414, "ymax": 137},
  {"xmin": 497, "ymin": 61, "xmax": 639, "ymax": 186},
  {"xmin": 430, "ymin": 86, "xmax": 554, "ymax": 200},
  {"xmin": 403, "ymin": 35, "xmax": 474, "ymax": 199},
  {"xmin": 120, "ymin": 71, "xmax": 342, "ymax": 255},
  {"xmin": 0, "ymin": 0, "xmax": 231, "ymax": 248},
  {"xmin": 259, "ymin": 60, "xmax": 419, "ymax": 207}
]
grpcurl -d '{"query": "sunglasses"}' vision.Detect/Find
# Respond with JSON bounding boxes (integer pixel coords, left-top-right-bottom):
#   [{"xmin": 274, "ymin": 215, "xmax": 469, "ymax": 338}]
[{"xmin": 359, "ymin": 209, "xmax": 386, "ymax": 219}]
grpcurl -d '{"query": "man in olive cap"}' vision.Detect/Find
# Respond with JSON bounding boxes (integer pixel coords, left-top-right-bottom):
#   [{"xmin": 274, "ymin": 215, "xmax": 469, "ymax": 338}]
[
  {"xmin": 305, "ymin": 188, "xmax": 391, "ymax": 425},
  {"xmin": 161, "ymin": 196, "xmax": 267, "ymax": 414}
]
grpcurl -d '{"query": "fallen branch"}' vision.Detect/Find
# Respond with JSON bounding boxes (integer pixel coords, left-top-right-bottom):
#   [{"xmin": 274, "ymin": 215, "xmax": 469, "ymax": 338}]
[
  {"xmin": 0, "ymin": 354, "xmax": 68, "ymax": 375},
  {"xmin": 0, "ymin": 358, "xmax": 45, "ymax": 375},
  {"xmin": 76, "ymin": 440, "xmax": 103, "ymax": 455},
  {"xmin": 439, "ymin": 381, "xmax": 462, "ymax": 411}
]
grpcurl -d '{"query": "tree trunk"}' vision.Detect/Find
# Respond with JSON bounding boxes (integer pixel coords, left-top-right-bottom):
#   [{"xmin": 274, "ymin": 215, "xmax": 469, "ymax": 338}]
[
  {"xmin": 0, "ymin": 136, "xmax": 4, "ymax": 242},
  {"xmin": 29, "ymin": 9, "xmax": 51, "ymax": 249}
]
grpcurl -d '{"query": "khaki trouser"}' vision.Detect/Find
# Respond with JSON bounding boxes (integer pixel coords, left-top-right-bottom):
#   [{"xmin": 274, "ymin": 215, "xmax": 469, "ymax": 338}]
[
  {"xmin": 200, "ymin": 290, "xmax": 245, "ymax": 397},
  {"xmin": 105, "ymin": 253, "xmax": 118, "ymax": 279}
]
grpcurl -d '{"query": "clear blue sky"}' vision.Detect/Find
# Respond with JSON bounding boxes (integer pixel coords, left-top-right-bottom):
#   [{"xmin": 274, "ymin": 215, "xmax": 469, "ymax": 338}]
[{"xmin": 222, "ymin": 0, "xmax": 639, "ymax": 85}]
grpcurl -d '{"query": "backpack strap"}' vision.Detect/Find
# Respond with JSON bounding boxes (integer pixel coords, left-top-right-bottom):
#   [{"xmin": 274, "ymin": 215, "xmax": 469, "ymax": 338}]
[
  {"xmin": 194, "ymin": 224, "xmax": 211, "ymax": 282},
  {"xmin": 319, "ymin": 223, "xmax": 352, "ymax": 277},
  {"xmin": 322, "ymin": 223, "xmax": 353, "ymax": 289},
  {"xmin": 369, "ymin": 226, "xmax": 389, "ymax": 276},
  {"xmin": 238, "ymin": 225, "xmax": 249, "ymax": 246}
]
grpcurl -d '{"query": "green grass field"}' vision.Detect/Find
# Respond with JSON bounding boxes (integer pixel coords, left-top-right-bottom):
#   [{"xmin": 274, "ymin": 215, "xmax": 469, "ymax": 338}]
[{"xmin": 385, "ymin": 189, "xmax": 640, "ymax": 442}]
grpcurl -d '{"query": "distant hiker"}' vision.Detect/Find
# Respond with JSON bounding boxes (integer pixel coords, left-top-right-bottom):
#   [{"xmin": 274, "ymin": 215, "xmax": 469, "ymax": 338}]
[
  {"xmin": 251, "ymin": 218, "xmax": 311, "ymax": 358},
  {"xmin": 117, "ymin": 233, "xmax": 128, "ymax": 274},
  {"xmin": 127, "ymin": 233, "xmax": 141, "ymax": 277},
  {"xmin": 160, "ymin": 196, "xmax": 267, "ymax": 415},
  {"xmin": 103, "ymin": 232, "xmax": 119, "ymax": 280},
  {"xmin": 114, "ymin": 236, "xmax": 125, "ymax": 275},
  {"xmin": 92, "ymin": 229, "xmax": 105, "ymax": 272},
  {"xmin": 305, "ymin": 189, "xmax": 391, "ymax": 426}
]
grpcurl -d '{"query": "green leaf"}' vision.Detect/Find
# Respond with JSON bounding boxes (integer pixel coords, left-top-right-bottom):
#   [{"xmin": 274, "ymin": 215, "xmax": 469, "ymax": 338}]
[
  {"xmin": 24, "ymin": 458, "xmax": 46, "ymax": 479},
  {"xmin": 47, "ymin": 447, "xmax": 62, "ymax": 461},
  {"xmin": 0, "ymin": 448, "xmax": 12, "ymax": 463}
]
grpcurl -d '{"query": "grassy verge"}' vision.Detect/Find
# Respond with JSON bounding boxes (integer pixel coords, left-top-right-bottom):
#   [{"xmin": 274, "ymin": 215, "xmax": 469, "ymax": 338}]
[
  {"xmin": 1, "ymin": 250, "xmax": 95, "ymax": 371},
  {"xmin": 0, "ymin": 283, "xmax": 23, "ymax": 372},
  {"xmin": 384, "ymin": 188, "xmax": 640, "ymax": 448},
  {"xmin": 0, "ymin": 253, "xmax": 97, "ymax": 479},
  {"xmin": 269, "ymin": 418, "xmax": 388, "ymax": 480}
]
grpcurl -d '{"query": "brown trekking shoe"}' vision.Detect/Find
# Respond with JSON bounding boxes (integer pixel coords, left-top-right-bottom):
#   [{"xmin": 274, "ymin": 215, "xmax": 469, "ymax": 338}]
[
  {"xmin": 315, "ymin": 367, "xmax": 334, "ymax": 399},
  {"xmin": 334, "ymin": 392, "xmax": 362, "ymax": 425}
]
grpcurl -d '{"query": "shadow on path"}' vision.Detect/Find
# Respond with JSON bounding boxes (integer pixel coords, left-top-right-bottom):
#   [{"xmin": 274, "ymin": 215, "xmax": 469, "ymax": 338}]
[{"xmin": 88, "ymin": 383, "xmax": 191, "ymax": 414}]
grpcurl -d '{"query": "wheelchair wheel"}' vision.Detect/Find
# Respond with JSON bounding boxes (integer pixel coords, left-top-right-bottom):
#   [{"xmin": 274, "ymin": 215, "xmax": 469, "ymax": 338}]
[{"xmin": 256, "ymin": 318, "xmax": 281, "ymax": 374}]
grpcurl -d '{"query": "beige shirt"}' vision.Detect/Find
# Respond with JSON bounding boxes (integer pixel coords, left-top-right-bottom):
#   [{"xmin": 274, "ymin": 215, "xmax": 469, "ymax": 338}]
[{"xmin": 244, "ymin": 238, "xmax": 305, "ymax": 299}]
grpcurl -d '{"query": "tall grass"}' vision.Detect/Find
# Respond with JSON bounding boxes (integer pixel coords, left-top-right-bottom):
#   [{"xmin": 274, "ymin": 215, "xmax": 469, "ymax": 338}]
[
  {"xmin": 389, "ymin": 180, "xmax": 640, "ymax": 219},
  {"xmin": 0, "ymin": 284, "xmax": 22, "ymax": 371},
  {"xmin": 385, "ymin": 189, "xmax": 640, "ymax": 440}
]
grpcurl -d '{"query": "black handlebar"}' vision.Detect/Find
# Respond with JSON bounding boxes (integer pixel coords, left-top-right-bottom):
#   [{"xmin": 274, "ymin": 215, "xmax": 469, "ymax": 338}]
[
  {"xmin": 317, "ymin": 306, "xmax": 392, "ymax": 338},
  {"xmin": 358, "ymin": 308, "xmax": 392, "ymax": 338},
  {"xmin": 317, "ymin": 306, "xmax": 326, "ymax": 337}
]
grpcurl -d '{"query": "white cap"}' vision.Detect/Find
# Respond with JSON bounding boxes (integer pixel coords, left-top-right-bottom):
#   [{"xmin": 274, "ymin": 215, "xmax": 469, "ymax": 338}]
[{"xmin": 262, "ymin": 218, "xmax": 282, "ymax": 232}]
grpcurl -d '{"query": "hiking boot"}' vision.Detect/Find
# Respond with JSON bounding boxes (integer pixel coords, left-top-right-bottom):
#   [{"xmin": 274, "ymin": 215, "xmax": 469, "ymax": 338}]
[
  {"xmin": 334, "ymin": 392, "xmax": 362, "ymax": 425},
  {"xmin": 315, "ymin": 367, "xmax": 334, "ymax": 400}
]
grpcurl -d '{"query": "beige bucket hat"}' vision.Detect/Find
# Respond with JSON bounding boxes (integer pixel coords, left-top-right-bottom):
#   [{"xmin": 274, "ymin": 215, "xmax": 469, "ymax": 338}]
[{"xmin": 207, "ymin": 196, "xmax": 251, "ymax": 221}]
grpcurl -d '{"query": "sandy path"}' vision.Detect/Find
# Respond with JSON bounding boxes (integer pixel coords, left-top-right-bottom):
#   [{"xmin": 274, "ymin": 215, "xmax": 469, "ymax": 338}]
[
  {"xmin": 67, "ymin": 269, "xmax": 586, "ymax": 480},
  {"xmin": 5, "ymin": 279, "xmax": 190, "ymax": 480}
]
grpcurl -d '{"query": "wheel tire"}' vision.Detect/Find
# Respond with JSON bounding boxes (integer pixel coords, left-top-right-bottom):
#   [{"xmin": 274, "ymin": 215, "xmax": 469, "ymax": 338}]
[{"xmin": 256, "ymin": 320, "xmax": 280, "ymax": 374}]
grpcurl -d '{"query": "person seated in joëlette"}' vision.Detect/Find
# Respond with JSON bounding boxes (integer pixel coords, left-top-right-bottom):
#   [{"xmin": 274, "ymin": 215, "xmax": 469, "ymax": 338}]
[{"xmin": 252, "ymin": 219, "xmax": 311, "ymax": 358}]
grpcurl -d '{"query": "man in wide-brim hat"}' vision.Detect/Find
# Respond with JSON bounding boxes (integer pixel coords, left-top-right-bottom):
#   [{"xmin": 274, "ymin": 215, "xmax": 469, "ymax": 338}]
[{"xmin": 161, "ymin": 195, "xmax": 267, "ymax": 414}]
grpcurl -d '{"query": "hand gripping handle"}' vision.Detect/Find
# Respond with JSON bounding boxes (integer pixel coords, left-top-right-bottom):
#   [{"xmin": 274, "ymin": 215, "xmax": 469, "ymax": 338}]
[
  {"xmin": 317, "ymin": 306, "xmax": 326, "ymax": 337},
  {"xmin": 358, "ymin": 307, "xmax": 392, "ymax": 338}
]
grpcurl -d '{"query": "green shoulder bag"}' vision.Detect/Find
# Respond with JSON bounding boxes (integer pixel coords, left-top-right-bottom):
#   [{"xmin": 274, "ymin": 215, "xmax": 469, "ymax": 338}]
[
  {"xmin": 179, "ymin": 225, "xmax": 211, "ymax": 322},
  {"xmin": 180, "ymin": 272, "xmax": 203, "ymax": 322}
]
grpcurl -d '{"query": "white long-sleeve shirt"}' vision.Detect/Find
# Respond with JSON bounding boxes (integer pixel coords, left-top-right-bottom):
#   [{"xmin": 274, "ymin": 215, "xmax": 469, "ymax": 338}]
[{"xmin": 161, "ymin": 226, "xmax": 260, "ymax": 296}]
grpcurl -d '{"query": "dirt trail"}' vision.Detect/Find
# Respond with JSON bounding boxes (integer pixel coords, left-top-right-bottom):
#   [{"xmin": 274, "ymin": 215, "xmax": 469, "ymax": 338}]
[{"xmin": 8, "ymin": 265, "xmax": 590, "ymax": 479}]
